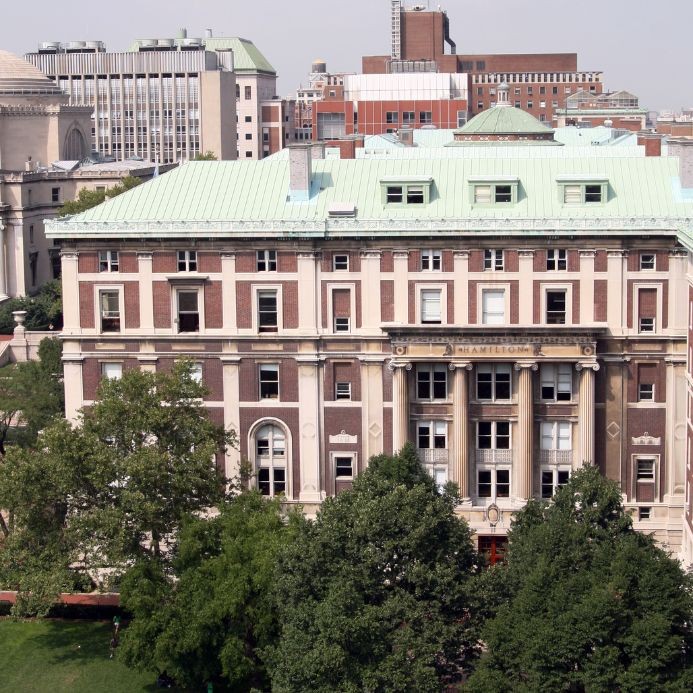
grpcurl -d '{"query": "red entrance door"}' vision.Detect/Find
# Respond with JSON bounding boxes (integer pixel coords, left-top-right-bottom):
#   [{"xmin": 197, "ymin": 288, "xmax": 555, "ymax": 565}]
[{"xmin": 478, "ymin": 536, "xmax": 508, "ymax": 566}]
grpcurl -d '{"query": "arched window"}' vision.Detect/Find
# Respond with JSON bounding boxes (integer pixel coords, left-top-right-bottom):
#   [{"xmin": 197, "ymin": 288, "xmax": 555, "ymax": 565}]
[
  {"xmin": 255, "ymin": 424, "xmax": 286, "ymax": 497},
  {"xmin": 63, "ymin": 128, "xmax": 86, "ymax": 160}
]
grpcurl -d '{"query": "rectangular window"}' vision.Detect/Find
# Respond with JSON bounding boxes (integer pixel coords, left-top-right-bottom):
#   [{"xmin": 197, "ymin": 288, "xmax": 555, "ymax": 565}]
[
  {"xmin": 638, "ymin": 383, "xmax": 654, "ymax": 401},
  {"xmin": 402, "ymin": 111, "xmax": 415, "ymax": 124},
  {"xmin": 477, "ymin": 469, "xmax": 510, "ymax": 499},
  {"xmin": 547, "ymin": 249, "xmax": 567, "ymax": 271},
  {"xmin": 637, "ymin": 459, "xmax": 655, "ymax": 481},
  {"xmin": 420, "ymin": 289, "xmax": 442, "ymax": 324},
  {"xmin": 546, "ymin": 290, "xmax": 567, "ymax": 324},
  {"xmin": 540, "ymin": 364, "xmax": 572, "ymax": 401},
  {"xmin": 563, "ymin": 185, "xmax": 583, "ymax": 204},
  {"xmin": 474, "ymin": 185, "xmax": 492, "ymax": 204},
  {"xmin": 332, "ymin": 288, "xmax": 351, "ymax": 333},
  {"xmin": 333, "ymin": 254, "xmax": 349, "ymax": 271},
  {"xmin": 638, "ymin": 507, "xmax": 651, "ymax": 520},
  {"xmin": 190, "ymin": 362, "xmax": 203, "ymax": 384},
  {"xmin": 541, "ymin": 469, "xmax": 570, "ymax": 499},
  {"xmin": 419, "ymin": 111, "xmax": 432, "ymax": 124},
  {"xmin": 417, "ymin": 364, "xmax": 447, "ymax": 401},
  {"xmin": 421, "ymin": 250, "xmax": 442, "ymax": 271},
  {"xmin": 99, "ymin": 290, "xmax": 120, "ymax": 332},
  {"xmin": 481, "ymin": 289, "xmax": 505, "ymax": 325},
  {"xmin": 495, "ymin": 185, "xmax": 512, "ymax": 203},
  {"xmin": 476, "ymin": 364, "xmax": 512, "ymax": 401},
  {"xmin": 258, "ymin": 290, "xmax": 278, "ymax": 333},
  {"xmin": 51, "ymin": 187, "xmax": 60, "ymax": 203},
  {"xmin": 177, "ymin": 250, "xmax": 197, "ymax": 272},
  {"xmin": 417, "ymin": 421, "xmax": 447, "ymax": 449},
  {"xmin": 101, "ymin": 362, "xmax": 123, "ymax": 380},
  {"xmin": 256, "ymin": 250, "xmax": 277, "ymax": 272},
  {"xmin": 640, "ymin": 253, "xmax": 655, "ymax": 271},
  {"xmin": 29, "ymin": 252, "xmax": 38, "ymax": 287},
  {"xmin": 177, "ymin": 290, "xmax": 200, "ymax": 333},
  {"xmin": 638, "ymin": 288, "xmax": 657, "ymax": 333},
  {"xmin": 406, "ymin": 186, "xmax": 424, "ymax": 204},
  {"xmin": 584, "ymin": 184, "xmax": 602, "ymax": 203},
  {"xmin": 335, "ymin": 382, "xmax": 352, "ymax": 400},
  {"xmin": 386, "ymin": 186, "xmax": 403, "ymax": 203},
  {"xmin": 259, "ymin": 364, "xmax": 279, "ymax": 399},
  {"xmin": 245, "ymin": 86, "xmax": 252, "ymax": 100},
  {"xmin": 99, "ymin": 250, "xmax": 119, "ymax": 272},
  {"xmin": 477, "ymin": 421, "xmax": 511, "ymax": 449},
  {"xmin": 540, "ymin": 422, "xmax": 572, "ymax": 451},
  {"xmin": 484, "ymin": 249, "xmax": 504, "ymax": 271},
  {"xmin": 335, "ymin": 455, "xmax": 354, "ymax": 479},
  {"xmin": 385, "ymin": 111, "xmax": 398, "ymax": 124}
]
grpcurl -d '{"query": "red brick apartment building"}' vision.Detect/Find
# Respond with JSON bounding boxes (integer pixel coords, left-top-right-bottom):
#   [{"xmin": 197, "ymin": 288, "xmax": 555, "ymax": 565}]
[
  {"xmin": 47, "ymin": 102, "xmax": 693, "ymax": 564},
  {"xmin": 312, "ymin": 1, "xmax": 603, "ymax": 138}
]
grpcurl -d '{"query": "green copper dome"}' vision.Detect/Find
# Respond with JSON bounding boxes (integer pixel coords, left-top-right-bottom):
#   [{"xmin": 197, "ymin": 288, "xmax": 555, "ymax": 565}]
[{"xmin": 456, "ymin": 106, "xmax": 554, "ymax": 136}]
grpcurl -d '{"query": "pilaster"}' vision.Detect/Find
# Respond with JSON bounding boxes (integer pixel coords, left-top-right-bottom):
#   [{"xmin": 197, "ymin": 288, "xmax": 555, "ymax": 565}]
[
  {"xmin": 451, "ymin": 361, "xmax": 472, "ymax": 498},
  {"xmin": 393, "ymin": 250, "xmax": 409, "ymax": 324},
  {"xmin": 137, "ymin": 251, "xmax": 154, "ymax": 330},
  {"xmin": 514, "ymin": 362, "xmax": 537, "ymax": 499},
  {"xmin": 297, "ymin": 356, "xmax": 323, "ymax": 502},
  {"xmin": 221, "ymin": 252, "xmax": 237, "ymax": 332},
  {"xmin": 576, "ymin": 362, "xmax": 600, "ymax": 466},
  {"xmin": 389, "ymin": 360, "xmax": 412, "ymax": 451}
]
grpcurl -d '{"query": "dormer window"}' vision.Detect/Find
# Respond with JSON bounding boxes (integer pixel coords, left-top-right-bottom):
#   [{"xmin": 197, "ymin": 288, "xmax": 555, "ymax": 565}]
[
  {"xmin": 381, "ymin": 176, "xmax": 433, "ymax": 206},
  {"xmin": 558, "ymin": 176, "xmax": 608, "ymax": 205},
  {"xmin": 469, "ymin": 176, "xmax": 519, "ymax": 206}
]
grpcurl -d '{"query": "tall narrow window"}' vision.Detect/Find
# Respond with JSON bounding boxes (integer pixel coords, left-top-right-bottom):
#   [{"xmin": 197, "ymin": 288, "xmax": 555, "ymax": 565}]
[
  {"xmin": 259, "ymin": 364, "xmax": 279, "ymax": 399},
  {"xmin": 99, "ymin": 290, "xmax": 120, "ymax": 332},
  {"xmin": 420, "ymin": 289, "xmax": 442, "ymax": 324},
  {"xmin": 177, "ymin": 290, "xmax": 200, "ymax": 333},
  {"xmin": 258, "ymin": 290, "xmax": 278, "ymax": 333},
  {"xmin": 332, "ymin": 288, "xmax": 351, "ymax": 333},
  {"xmin": 481, "ymin": 289, "xmax": 505, "ymax": 325},
  {"xmin": 546, "ymin": 290, "xmax": 567, "ymax": 324},
  {"xmin": 638, "ymin": 288, "xmax": 657, "ymax": 333},
  {"xmin": 255, "ymin": 424, "xmax": 286, "ymax": 497},
  {"xmin": 29, "ymin": 252, "xmax": 38, "ymax": 287}
]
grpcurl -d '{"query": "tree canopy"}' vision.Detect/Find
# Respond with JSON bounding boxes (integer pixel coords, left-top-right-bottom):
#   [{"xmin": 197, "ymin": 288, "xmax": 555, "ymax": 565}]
[
  {"xmin": 193, "ymin": 151, "xmax": 218, "ymax": 161},
  {"xmin": 267, "ymin": 444, "xmax": 480, "ymax": 692},
  {"xmin": 0, "ymin": 360, "xmax": 234, "ymax": 615},
  {"xmin": 57, "ymin": 175, "xmax": 142, "ymax": 217},
  {"xmin": 0, "ymin": 280, "xmax": 63, "ymax": 334},
  {"xmin": 467, "ymin": 465, "xmax": 693, "ymax": 692}
]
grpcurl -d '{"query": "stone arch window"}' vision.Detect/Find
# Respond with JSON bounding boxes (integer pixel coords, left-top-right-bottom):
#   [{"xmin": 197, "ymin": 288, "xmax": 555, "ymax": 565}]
[
  {"xmin": 64, "ymin": 127, "xmax": 86, "ymax": 160},
  {"xmin": 253, "ymin": 422, "xmax": 288, "ymax": 497}
]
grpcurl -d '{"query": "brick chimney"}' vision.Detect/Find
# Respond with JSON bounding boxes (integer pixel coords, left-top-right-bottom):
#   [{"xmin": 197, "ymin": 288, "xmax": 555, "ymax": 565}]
[
  {"xmin": 637, "ymin": 130, "xmax": 664, "ymax": 157},
  {"xmin": 288, "ymin": 143, "xmax": 313, "ymax": 202},
  {"xmin": 398, "ymin": 128, "xmax": 414, "ymax": 146},
  {"xmin": 667, "ymin": 138, "xmax": 693, "ymax": 189}
]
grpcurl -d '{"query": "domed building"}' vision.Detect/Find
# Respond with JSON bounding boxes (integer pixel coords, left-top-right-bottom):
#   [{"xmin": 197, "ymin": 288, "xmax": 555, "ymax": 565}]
[{"xmin": 451, "ymin": 83, "xmax": 560, "ymax": 146}]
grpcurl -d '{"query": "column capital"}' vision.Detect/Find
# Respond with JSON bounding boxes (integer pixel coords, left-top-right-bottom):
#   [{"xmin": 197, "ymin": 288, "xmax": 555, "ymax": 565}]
[
  {"xmin": 607, "ymin": 249, "xmax": 628, "ymax": 258},
  {"xmin": 392, "ymin": 250, "xmax": 410, "ymax": 260},
  {"xmin": 220, "ymin": 251, "xmax": 237, "ymax": 260},
  {"xmin": 297, "ymin": 251, "xmax": 319, "ymax": 259},
  {"xmin": 514, "ymin": 362, "xmax": 539, "ymax": 372},
  {"xmin": 60, "ymin": 250, "xmax": 79, "ymax": 260},
  {"xmin": 137, "ymin": 251, "xmax": 153, "ymax": 261},
  {"xmin": 518, "ymin": 249, "xmax": 535, "ymax": 258},
  {"xmin": 453, "ymin": 250, "xmax": 470, "ymax": 259},
  {"xmin": 388, "ymin": 360, "xmax": 412, "ymax": 372},
  {"xmin": 575, "ymin": 361, "xmax": 600, "ymax": 372},
  {"xmin": 360, "ymin": 250, "xmax": 382, "ymax": 260},
  {"xmin": 579, "ymin": 249, "xmax": 596, "ymax": 258},
  {"xmin": 448, "ymin": 361, "xmax": 473, "ymax": 371}
]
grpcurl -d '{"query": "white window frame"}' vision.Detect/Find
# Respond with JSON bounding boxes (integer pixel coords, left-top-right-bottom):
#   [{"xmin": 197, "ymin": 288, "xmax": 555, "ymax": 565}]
[
  {"xmin": 540, "ymin": 363, "xmax": 573, "ymax": 402},
  {"xmin": 475, "ymin": 364, "xmax": 512, "ymax": 402},
  {"xmin": 546, "ymin": 249, "xmax": 567, "ymax": 271},
  {"xmin": 417, "ymin": 285, "xmax": 446, "ymax": 325},
  {"xmin": 333, "ymin": 452, "xmax": 356, "ymax": 481},
  {"xmin": 416, "ymin": 364, "xmax": 448, "ymax": 401},
  {"xmin": 542, "ymin": 285, "xmax": 572, "ymax": 326},
  {"xmin": 639, "ymin": 253, "xmax": 655, "ymax": 271},
  {"xmin": 540, "ymin": 467, "xmax": 571, "ymax": 499},
  {"xmin": 540, "ymin": 421, "xmax": 572, "ymax": 451},
  {"xmin": 480, "ymin": 286, "xmax": 507, "ymax": 325},
  {"xmin": 483, "ymin": 249, "xmax": 505, "ymax": 271},
  {"xmin": 259, "ymin": 363, "xmax": 280, "ymax": 400},
  {"xmin": 253, "ymin": 285, "xmax": 282, "ymax": 334},
  {"xmin": 101, "ymin": 361, "xmax": 123, "ymax": 380},
  {"xmin": 560, "ymin": 181, "xmax": 607, "ymax": 205},
  {"xmin": 638, "ymin": 382, "xmax": 655, "ymax": 402},
  {"xmin": 177, "ymin": 250, "xmax": 198, "ymax": 272},
  {"xmin": 335, "ymin": 381, "xmax": 352, "ymax": 400},
  {"xmin": 98, "ymin": 250, "xmax": 119, "ymax": 273},
  {"xmin": 174, "ymin": 287, "xmax": 203, "ymax": 334},
  {"xmin": 328, "ymin": 284, "xmax": 356, "ymax": 335},
  {"xmin": 333, "ymin": 254, "xmax": 349, "ymax": 271},
  {"xmin": 421, "ymin": 249, "xmax": 442, "ymax": 272},
  {"xmin": 633, "ymin": 455, "xmax": 658, "ymax": 499},
  {"xmin": 254, "ymin": 422, "xmax": 289, "ymax": 498},
  {"xmin": 476, "ymin": 421, "xmax": 511, "ymax": 451},
  {"xmin": 96, "ymin": 286, "xmax": 123, "ymax": 334},
  {"xmin": 476, "ymin": 467, "xmax": 511, "ymax": 502},
  {"xmin": 634, "ymin": 284, "xmax": 661, "ymax": 335},
  {"xmin": 256, "ymin": 250, "xmax": 277, "ymax": 272},
  {"xmin": 417, "ymin": 420, "xmax": 448, "ymax": 451}
]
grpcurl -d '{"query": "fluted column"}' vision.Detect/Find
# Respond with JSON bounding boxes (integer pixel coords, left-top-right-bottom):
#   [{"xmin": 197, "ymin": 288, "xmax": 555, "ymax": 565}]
[
  {"xmin": 515, "ymin": 362, "xmax": 537, "ymax": 500},
  {"xmin": 0, "ymin": 223, "xmax": 6, "ymax": 300},
  {"xmin": 451, "ymin": 362, "xmax": 472, "ymax": 499},
  {"xmin": 390, "ymin": 361, "xmax": 411, "ymax": 452},
  {"xmin": 576, "ymin": 362, "xmax": 599, "ymax": 467}
]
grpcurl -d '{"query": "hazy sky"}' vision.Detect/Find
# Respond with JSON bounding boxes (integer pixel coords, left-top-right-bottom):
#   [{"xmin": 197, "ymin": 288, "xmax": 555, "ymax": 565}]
[{"xmin": 2, "ymin": 0, "xmax": 691, "ymax": 111}]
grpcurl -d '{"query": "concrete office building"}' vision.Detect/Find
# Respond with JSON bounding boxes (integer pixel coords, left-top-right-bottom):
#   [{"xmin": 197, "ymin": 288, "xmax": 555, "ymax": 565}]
[{"xmin": 47, "ymin": 98, "xmax": 693, "ymax": 566}]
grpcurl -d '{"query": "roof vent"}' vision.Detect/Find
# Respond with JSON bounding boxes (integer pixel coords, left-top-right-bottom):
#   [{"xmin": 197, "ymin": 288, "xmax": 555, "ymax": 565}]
[{"xmin": 328, "ymin": 203, "xmax": 357, "ymax": 218}]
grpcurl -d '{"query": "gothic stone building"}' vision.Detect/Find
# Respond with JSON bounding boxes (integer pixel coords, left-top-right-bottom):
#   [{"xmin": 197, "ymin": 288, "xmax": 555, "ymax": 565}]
[{"xmin": 47, "ymin": 131, "xmax": 693, "ymax": 565}]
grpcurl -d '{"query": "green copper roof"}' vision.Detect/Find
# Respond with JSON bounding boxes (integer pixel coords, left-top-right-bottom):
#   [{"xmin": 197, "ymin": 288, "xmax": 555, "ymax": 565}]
[
  {"xmin": 46, "ymin": 156, "xmax": 693, "ymax": 240},
  {"xmin": 128, "ymin": 37, "xmax": 275, "ymax": 74},
  {"xmin": 456, "ymin": 106, "xmax": 554, "ymax": 136}
]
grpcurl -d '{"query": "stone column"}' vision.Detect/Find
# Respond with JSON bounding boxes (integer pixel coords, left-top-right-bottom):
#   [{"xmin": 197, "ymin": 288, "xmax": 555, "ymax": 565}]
[
  {"xmin": 297, "ymin": 356, "xmax": 322, "ymax": 502},
  {"xmin": 576, "ymin": 362, "xmax": 599, "ymax": 467},
  {"xmin": 518, "ymin": 250, "xmax": 535, "ymax": 325},
  {"xmin": 361, "ymin": 357, "xmax": 385, "ymax": 462},
  {"xmin": 297, "ymin": 252, "xmax": 318, "ymax": 333},
  {"xmin": 221, "ymin": 356, "xmax": 242, "ymax": 482},
  {"xmin": 0, "ymin": 223, "xmax": 7, "ymax": 300},
  {"xmin": 60, "ymin": 251, "xmax": 80, "ymax": 334},
  {"xmin": 453, "ymin": 251, "xmax": 469, "ymax": 325},
  {"xmin": 515, "ymin": 362, "xmax": 538, "ymax": 500},
  {"xmin": 451, "ymin": 361, "xmax": 472, "ymax": 499},
  {"xmin": 62, "ymin": 354, "xmax": 84, "ymax": 424},
  {"xmin": 137, "ymin": 252, "xmax": 154, "ymax": 330},
  {"xmin": 390, "ymin": 361, "xmax": 411, "ymax": 451}
]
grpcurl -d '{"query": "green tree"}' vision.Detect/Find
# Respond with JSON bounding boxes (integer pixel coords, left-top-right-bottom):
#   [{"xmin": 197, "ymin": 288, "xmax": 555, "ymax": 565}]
[
  {"xmin": 119, "ymin": 492, "xmax": 291, "ymax": 690},
  {"xmin": 0, "ymin": 280, "xmax": 63, "ymax": 334},
  {"xmin": 0, "ymin": 361, "xmax": 234, "ymax": 614},
  {"xmin": 467, "ymin": 465, "xmax": 693, "ymax": 693},
  {"xmin": 193, "ymin": 150, "xmax": 218, "ymax": 161},
  {"xmin": 58, "ymin": 175, "xmax": 142, "ymax": 217},
  {"xmin": 267, "ymin": 444, "xmax": 480, "ymax": 692}
]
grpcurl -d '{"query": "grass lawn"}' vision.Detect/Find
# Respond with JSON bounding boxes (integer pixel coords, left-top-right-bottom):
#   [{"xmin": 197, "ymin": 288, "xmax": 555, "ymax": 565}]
[{"xmin": 0, "ymin": 619, "xmax": 163, "ymax": 692}]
